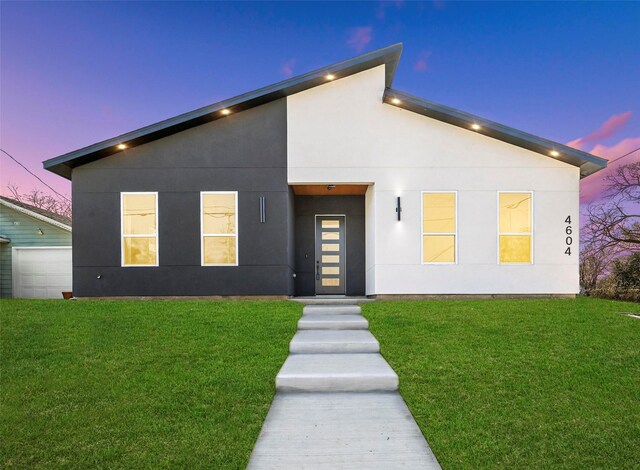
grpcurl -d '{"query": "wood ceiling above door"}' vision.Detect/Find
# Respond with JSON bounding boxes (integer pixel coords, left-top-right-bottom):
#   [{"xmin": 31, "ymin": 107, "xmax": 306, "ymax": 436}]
[{"xmin": 291, "ymin": 185, "xmax": 369, "ymax": 196}]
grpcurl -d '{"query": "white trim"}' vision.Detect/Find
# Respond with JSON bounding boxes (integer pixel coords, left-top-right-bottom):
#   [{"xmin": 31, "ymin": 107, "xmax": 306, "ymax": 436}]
[
  {"xmin": 421, "ymin": 191, "xmax": 458, "ymax": 265},
  {"xmin": 120, "ymin": 192, "xmax": 159, "ymax": 267},
  {"xmin": 497, "ymin": 190, "xmax": 534, "ymax": 265},
  {"xmin": 0, "ymin": 198, "xmax": 72, "ymax": 232},
  {"xmin": 200, "ymin": 191, "xmax": 239, "ymax": 266}
]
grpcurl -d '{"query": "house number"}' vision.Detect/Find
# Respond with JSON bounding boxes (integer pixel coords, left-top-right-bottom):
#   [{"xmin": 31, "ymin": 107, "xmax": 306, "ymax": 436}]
[{"xmin": 564, "ymin": 215, "xmax": 573, "ymax": 255}]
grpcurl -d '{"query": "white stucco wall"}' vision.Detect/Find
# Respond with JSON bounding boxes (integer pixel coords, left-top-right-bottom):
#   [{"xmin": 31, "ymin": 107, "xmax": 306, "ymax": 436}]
[{"xmin": 287, "ymin": 65, "xmax": 580, "ymax": 294}]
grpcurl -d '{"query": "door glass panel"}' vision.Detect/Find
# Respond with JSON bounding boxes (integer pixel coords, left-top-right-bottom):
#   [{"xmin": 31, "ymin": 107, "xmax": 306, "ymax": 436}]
[
  {"xmin": 322, "ymin": 243, "xmax": 340, "ymax": 252},
  {"xmin": 322, "ymin": 231, "xmax": 339, "ymax": 240},
  {"xmin": 322, "ymin": 255, "xmax": 339, "ymax": 263},
  {"xmin": 322, "ymin": 267, "xmax": 340, "ymax": 275},
  {"xmin": 322, "ymin": 278, "xmax": 340, "ymax": 286},
  {"xmin": 322, "ymin": 220, "xmax": 340, "ymax": 228}
]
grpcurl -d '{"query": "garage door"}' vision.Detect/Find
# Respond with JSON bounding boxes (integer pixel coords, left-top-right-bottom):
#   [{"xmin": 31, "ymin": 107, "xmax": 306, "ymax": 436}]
[{"xmin": 12, "ymin": 247, "xmax": 72, "ymax": 299}]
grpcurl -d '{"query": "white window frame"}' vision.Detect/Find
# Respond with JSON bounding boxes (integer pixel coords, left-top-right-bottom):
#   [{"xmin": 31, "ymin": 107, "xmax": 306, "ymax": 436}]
[
  {"xmin": 121, "ymin": 192, "xmax": 159, "ymax": 267},
  {"xmin": 421, "ymin": 191, "xmax": 458, "ymax": 265},
  {"xmin": 497, "ymin": 190, "xmax": 534, "ymax": 265},
  {"xmin": 200, "ymin": 191, "xmax": 239, "ymax": 266}
]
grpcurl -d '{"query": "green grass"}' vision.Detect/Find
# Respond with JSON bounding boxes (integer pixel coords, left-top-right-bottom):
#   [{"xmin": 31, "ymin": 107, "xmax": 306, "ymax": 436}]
[
  {"xmin": 363, "ymin": 297, "xmax": 640, "ymax": 470},
  {"xmin": 0, "ymin": 300, "xmax": 300, "ymax": 469}
]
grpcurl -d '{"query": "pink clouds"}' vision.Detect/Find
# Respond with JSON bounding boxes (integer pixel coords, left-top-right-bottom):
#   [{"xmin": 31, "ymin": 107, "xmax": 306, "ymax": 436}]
[
  {"xmin": 414, "ymin": 50, "xmax": 432, "ymax": 72},
  {"xmin": 346, "ymin": 26, "xmax": 373, "ymax": 52},
  {"xmin": 280, "ymin": 59, "xmax": 296, "ymax": 78},
  {"xmin": 375, "ymin": 1, "xmax": 405, "ymax": 20},
  {"xmin": 580, "ymin": 137, "xmax": 640, "ymax": 205},
  {"xmin": 567, "ymin": 111, "xmax": 632, "ymax": 150}
]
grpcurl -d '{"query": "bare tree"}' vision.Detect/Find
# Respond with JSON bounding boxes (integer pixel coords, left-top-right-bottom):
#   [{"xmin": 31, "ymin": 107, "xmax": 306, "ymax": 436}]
[
  {"xmin": 6, "ymin": 184, "xmax": 72, "ymax": 220},
  {"xmin": 584, "ymin": 161, "xmax": 639, "ymax": 250}
]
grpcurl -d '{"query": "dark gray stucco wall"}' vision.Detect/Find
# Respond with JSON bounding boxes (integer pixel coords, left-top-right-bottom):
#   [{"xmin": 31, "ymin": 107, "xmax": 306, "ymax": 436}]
[
  {"xmin": 294, "ymin": 196, "xmax": 365, "ymax": 296},
  {"xmin": 72, "ymin": 99, "xmax": 293, "ymax": 296}
]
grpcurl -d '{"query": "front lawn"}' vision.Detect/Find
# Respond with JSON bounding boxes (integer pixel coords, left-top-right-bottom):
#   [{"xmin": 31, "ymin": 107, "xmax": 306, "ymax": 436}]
[
  {"xmin": 363, "ymin": 297, "xmax": 640, "ymax": 470},
  {"xmin": 0, "ymin": 300, "xmax": 300, "ymax": 469}
]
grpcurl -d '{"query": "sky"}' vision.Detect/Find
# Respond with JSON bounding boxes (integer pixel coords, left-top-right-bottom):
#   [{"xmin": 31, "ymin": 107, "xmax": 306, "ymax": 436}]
[{"xmin": 1, "ymin": 1, "xmax": 639, "ymax": 211}]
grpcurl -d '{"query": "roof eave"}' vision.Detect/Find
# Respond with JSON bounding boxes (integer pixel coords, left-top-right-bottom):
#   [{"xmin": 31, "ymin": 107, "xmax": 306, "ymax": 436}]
[
  {"xmin": 0, "ymin": 199, "xmax": 72, "ymax": 232},
  {"xmin": 43, "ymin": 43, "xmax": 403, "ymax": 179},
  {"xmin": 383, "ymin": 89, "xmax": 608, "ymax": 178}
]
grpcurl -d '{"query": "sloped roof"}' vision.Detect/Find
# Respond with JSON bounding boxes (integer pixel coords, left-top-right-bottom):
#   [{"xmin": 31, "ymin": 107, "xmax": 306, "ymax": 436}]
[
  {"xmin": 43, "ymin": 43, "xmax": 606, "ymax": 179},
  {"xmin": 0, "ymin": 196, "xmax": 72, "ymax": 231}
]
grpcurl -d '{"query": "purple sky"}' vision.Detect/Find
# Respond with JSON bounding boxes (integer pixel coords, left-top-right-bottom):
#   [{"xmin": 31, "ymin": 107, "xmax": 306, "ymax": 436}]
[{"xmin": 1, "ymin": 1, "xmax": 638, "ymax": 208}]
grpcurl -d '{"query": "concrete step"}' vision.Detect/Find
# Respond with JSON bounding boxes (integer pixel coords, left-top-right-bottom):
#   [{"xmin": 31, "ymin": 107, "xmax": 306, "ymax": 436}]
[
  {"xmin": 303, "ymin": 305, "xmax": 361, "ymax": 316},
  {"xmin": 298, "ymin": 314, "xmax": 368, "ymax": 330},
  {"xmin": 290, "ymin": 297, "xmax": 375, "ymax": 305},
  {"xmin": 276, "ymin": 353, "xmax": 398, "ymax": 392},
  {"xmin": 290, "ymin": 330, "xmax": 380, "ymax": 354}
]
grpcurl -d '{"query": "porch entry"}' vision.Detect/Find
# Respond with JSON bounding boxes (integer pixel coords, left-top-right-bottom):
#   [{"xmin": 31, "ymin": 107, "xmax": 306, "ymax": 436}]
[{"xmin": 315, "ymin": 216, "xmax": 346, "ymax": 294}]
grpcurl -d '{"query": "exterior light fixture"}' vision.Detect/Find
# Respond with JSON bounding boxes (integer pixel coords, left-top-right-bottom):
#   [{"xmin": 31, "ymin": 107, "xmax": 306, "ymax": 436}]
[
  {"xmin": 396, "ymin": 197, "xmax": 402, "ymax": 221},
  {"xmin": 37, "ymin": 228, "xmax": 44, "ymax": 236},
  {"xmin": 117, "ymin": 144, "xmax": 127, "ymax": 150},
  {"xmin": 325, "ymin": 74, "xmax": 335, "ymax": 80},
  {"xmin": 391, "ymin": 98, "xmax": 401, "ymax": 105},
  {"xmin": 471, "ymin": 123, "xmax": 481, "ymax": 131},
  {"xmin": 550, "ymin": 150, "xmax": 560, "ymax": 157},
  {"xmin": 221, "ymin": 109, "xmax": 231, "ymax": 115},
  {"xmin": 259, "ymin": 196, "xmax": 266, "ymax": 223}
]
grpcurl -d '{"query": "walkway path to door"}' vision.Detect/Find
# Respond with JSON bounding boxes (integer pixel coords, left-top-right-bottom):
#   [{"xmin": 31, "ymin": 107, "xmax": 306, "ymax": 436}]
[{"xmin": 248, "ymin": 299, "xmax": 441, "ymax": 469}]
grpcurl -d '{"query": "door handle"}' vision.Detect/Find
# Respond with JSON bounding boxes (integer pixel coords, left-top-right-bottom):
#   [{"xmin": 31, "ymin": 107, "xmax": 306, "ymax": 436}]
[{"xmin": 316, "ymin": 261, "xmax": 320, "ymax": 280}]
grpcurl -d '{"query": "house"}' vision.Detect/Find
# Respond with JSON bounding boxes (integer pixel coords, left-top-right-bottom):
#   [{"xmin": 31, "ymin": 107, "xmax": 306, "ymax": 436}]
[
  {"xmin": 42, "ymin": 44, "xmax": 606, "ymax": 298},
  {"xmin": 0, "ymin": 196, "xmax": 72, "ymax": 298}
]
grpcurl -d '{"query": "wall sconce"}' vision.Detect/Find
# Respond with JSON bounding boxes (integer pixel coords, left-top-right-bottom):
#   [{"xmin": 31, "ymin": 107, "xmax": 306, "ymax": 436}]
[
  {"xmin": 37, "ymin": 228, "xmax": 44, "ymax": 236},
  {"xmin": 259, "ymin": 196, "xmax": 266, "ymax": 223},
  {"xmin": 396, "ymin": 197, "xmax": 402, "ymax": 221}
]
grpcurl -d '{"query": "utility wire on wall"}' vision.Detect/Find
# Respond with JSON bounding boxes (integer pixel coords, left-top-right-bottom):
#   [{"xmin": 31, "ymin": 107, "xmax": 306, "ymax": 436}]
[{"xmin": 0, "ymin": 148, "xmax": 71, "ymax": 202}]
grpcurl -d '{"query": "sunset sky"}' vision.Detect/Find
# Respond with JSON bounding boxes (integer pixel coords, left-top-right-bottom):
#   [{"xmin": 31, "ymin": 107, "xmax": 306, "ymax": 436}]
[{"xmin": 1, "ymin": 1, "xmax": 638, "ymax": 212}]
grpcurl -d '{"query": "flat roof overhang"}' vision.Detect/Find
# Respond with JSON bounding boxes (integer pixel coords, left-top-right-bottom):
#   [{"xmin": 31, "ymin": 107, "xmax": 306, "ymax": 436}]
[{"xmin": 291, "ymin": 184, "xmax": 370, "ymax": 196}]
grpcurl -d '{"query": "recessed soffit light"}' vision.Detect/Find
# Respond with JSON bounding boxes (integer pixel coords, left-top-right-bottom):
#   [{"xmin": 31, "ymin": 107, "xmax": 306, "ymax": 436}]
[
  {"xmin": 471, "ymin": 123, "xmax": 481, "ymax": 131},
  {"xmin": 325, "ymin": 74, "xmax": 335, "ymax": 80},
  {"xmin": 221, "ymin": 109, "xmax": 231, "ymax": 115},
  {"xmin": 391, "ymin": 98, "xmax": 401, "ymax": 105},
  {"xmin": 117, "ymin": 144, "xmax": 127, "ymax": 150},
  {"xmin": 550, "ymin": 150, "xmax": 560, "ymax": 157}
]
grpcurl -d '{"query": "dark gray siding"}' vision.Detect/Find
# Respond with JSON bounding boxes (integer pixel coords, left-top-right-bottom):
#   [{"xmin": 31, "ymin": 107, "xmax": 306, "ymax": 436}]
[
  {"xmin": 294, "ymin": 196, "xmax": 365, "ymax": 296},
  {"xmin": 72, "ymin": 99, "xmax": 292, "ymax": 296}
]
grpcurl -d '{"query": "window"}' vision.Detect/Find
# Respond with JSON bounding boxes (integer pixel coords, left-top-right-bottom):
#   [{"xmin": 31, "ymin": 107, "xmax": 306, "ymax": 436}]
[
  {"xmin": 422, "ymin": 192, "xmax": 457, "ymax": 263},
  {"xmin": 121, "ymin": 192, "xmax": 158, "ymax": 266},
  {"xmin": 498, "ymin": 191, "xmax": 533, "ymax": 264},
  {"xmin": 201, "ymin": 192, "xmax": 238, "ymax": 265}
]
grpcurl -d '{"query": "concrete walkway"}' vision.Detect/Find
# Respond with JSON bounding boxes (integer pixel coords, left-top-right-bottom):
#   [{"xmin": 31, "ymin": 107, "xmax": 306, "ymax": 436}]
[{"xmin": 248, "ymin": 300, "xmax": 441, "ymax": 469}]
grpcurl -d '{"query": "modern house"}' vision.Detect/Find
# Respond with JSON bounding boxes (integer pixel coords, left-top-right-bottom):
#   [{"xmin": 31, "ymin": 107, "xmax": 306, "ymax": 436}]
[
  {"xmin": 43, "ymin": 44, "xmax": 606, "ymax": 298},
  {"xmin": 0, "ymin": 196, "xmax": 72, "ymax": 298}
]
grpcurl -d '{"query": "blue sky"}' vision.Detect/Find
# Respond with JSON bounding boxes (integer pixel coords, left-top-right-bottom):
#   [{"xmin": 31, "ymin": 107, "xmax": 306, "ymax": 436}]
[{"xmin": 1, "ymin": 1, "xmax": 639, "ymax": 200}]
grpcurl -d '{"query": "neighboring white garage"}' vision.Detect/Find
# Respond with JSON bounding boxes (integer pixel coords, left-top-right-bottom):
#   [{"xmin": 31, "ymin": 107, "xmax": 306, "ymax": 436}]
[
  {"xmin": 12, "ymin": 247, "xmax": 72, "ymax": 299},
  {"xmin": 0, "ymin": 196, "xmax": 72, "ymax": 299}
]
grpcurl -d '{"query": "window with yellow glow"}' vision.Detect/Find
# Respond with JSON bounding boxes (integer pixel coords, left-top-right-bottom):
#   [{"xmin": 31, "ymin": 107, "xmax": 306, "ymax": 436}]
[
  {"xmin": 422, "ymin": 192, "xmax": 456, "ymax": 263},
  {"xmin": 498, "ymin": 192, "xmax": 533, "ymax": 263},
  {"xmin": 121, "ymin": 192, "xmax": 158, "ymax": 266},
  {"xmin": 201, "ymin": 192, "xmax": 238, "ymax": 265}
]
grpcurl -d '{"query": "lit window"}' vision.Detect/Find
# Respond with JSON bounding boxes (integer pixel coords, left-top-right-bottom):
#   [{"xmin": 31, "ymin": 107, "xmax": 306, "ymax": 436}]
[
  {"xmin": 422, "ymin": 192, "xmax": 457, "ymax": 263},
  {"xmin": 201, "ymin": 192, "xmax": 238, "ymax": 265},
  {"xmin": 498, "ymin": 192, "xmax": 533, "ymax": 263},
  {"xmin": 121, "ymin": 192, "xmax": 158, "ymax": 266}
]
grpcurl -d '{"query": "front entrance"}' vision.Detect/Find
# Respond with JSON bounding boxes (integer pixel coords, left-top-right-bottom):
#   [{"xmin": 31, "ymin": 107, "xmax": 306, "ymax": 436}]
[{"xmin": 315, "ymin": 216, "xmax": 346, "ymax": 294}]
